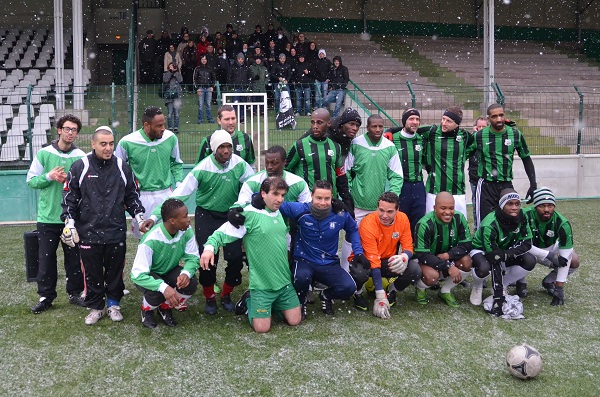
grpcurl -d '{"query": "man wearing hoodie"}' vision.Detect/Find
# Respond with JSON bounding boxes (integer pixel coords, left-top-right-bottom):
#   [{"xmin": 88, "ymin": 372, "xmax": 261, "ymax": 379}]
[
  {"xmin": 323, "ymin": 56, "xmax": 349, "ymax": 117},
  {"xmin": 314, "ymin": 49, "xmax": 332, "ymax": 108}
]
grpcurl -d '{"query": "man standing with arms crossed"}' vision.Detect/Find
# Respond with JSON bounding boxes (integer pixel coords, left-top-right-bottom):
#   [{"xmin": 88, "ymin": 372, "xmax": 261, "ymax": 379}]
[
  {"xmin": 115, "ymin": 106, "xmax": 183, "ymax": 238},
  {"xmin": 27, "ymin": 114, "xmax": 86, "ymax": 313}
]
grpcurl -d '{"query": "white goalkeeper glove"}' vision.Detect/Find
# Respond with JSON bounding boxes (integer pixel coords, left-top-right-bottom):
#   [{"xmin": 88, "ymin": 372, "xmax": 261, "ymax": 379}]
[
  {"xmin": 373, "ymin": 290, "xmax": 391, "ymax": 319},
  {"xmin": 61, "ymin": 218, "xmax": 80, "ymax": 248},
  {"xmin": 388, "ymin": 253, "xmax": 409, "ymax": 275},
  {"xmin": 134, "ymin": 213, "xmax": 145, "ymax": 226}
]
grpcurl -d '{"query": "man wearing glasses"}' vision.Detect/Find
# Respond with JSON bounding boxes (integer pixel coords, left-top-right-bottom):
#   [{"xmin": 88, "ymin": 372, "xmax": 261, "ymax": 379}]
[{"xmin": 26, "ymin": 115, "xmax": 87, "ymax": 313}]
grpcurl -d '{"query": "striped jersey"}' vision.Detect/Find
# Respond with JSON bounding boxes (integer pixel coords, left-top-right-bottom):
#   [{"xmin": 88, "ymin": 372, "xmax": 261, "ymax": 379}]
[
  {"xmin": 235, "ymin": 169, "xmax": 311, "ymax": 206},
  {"xmin": 474, "ymin": 125, "xmax": 531, "ymax": 182},
  {"xmin": 195, "ymin": 130, "xmax": 256, "ymax": 165},
  {"xmin": 205, "ymin": 205, "xmax": 291, "ymax": 290},
  {"xmin": 115, "ymin": 128, "xmax": 183, "ymax": 191},
  {"xmin": 130, "ymin": 223, "xmax": 200, "ymax": 292},
  {"xmin": 523, "ymin": 206, "xmax": 573, "ymax": 249},
  {"xmin": 422, "ymin": 125, "xmax": 474, "ymax": 195},
  {"xmin": 391, "ymin": 129, "xmax": 425, "ymax": 183},
  {"xmin": 345, "ymin": 135, "xmax": 403, "ymax": 210},
  {"xmin": 473, "ymin": 211, "xmax": 533, "ymax": 251},
  {"xmin": 414, "ymin": 211, "xmax": 471, "ymax": 255},
  {"xmin": 285, "ymin": 135, "xmax": 344, "ymax": 196},
  {"xmin": 151, "ymin": 153, "xmax": 254, "ymax": 220},
  {"xmin": 26, "ymin": 142, "xmax": 86, "ymax": 224}
]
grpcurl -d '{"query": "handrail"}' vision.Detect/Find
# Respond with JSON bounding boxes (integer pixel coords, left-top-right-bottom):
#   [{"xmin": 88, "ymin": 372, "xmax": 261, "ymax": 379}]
[
  {"xmin": 491, "ymin": 82, "xmax": 505, "ymax": 105},
  {"xmin": 347, "ymin": 79, "xmax": 399, "ymax": 127},
  {"xmin": 406, "ymin": 80, "xmax": 416, "ymax": 108},
  {"xmin": 574, "ymin": 84, "xmax": 584, "ymax": 155}
]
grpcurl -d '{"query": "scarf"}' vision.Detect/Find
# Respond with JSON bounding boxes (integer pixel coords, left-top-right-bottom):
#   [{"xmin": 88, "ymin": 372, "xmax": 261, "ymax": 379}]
[
  {"xmin": 495, "ymin": 207, "xmax": 524, "ymax": 233},
  {"xmin": 310, "ymin": 203, "xmax": 331, "ymax": 220}
]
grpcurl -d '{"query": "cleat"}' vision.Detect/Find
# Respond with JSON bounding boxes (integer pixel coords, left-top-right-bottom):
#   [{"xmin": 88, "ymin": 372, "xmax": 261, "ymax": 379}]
[
  {"xmin": 107, "ymin": 306, "xmax": 123, "ymax": 322},
  {"xmin": 205, "ymin": 298, "xmax": 217, "ymax": 315},
  {"xmin": 319, "ymin": 291, "xmax": 334, "ymax": 315},
  {"xmin": 141, "ymin": 310, "xmax": 157, "ymax": 328},
  {"xmin": 470, "ymin": 286, "xmax": 483, "ymax": 305},
  {"xmin": 458, "ymin": 280, "xmax": 472, "ymax": 288},
  {"xmin": 542, "ymin": 281, "xmax": 555, "ymax": 296},
  {"xmin": 85, "ymin": 308, "xmax": 105, "ymax": 325},
  {"xmin": 300, "ymin": 302, "xmax": 307, "ymax": 321},
  {"xmin": 158, "ymin": 307, "xmax": 177, "ymax": 326},
  {"xmin": 438, "ymin": 291, "xmax": 460, "ymax": 308},
  {"xmin": 551, "ymin": 286, "xmax": 564, "ymax": 306},
  {"xmin": 306, "ymin": 289, "xmax": 315, "ymax": 304},
  {"xmin": 175, "ymin": 302, "xmax": 188, "ymax": 312},
  {"xmin": 415, "ymin": 288, "xmax": 429, "ymax": 305},
  {"xmin": 234, "ymin": 290, "xmax": 250, "ymax": 315},
  {"xmin": 221, "ymin": 295, "xmax": 235, "ymax": 312},
  {"xmin": 515, "ymin": 282, "xmax": 528, "ymax": 298},
  {"xmin": 68, "ymin": 294, "xmax": 86, "ymax": 307},
  {"xmin": 31, "ymin": 298, "xmax": 52, "ymax": 314},
  {"xmin": 353, "ymin": 293, "xmax": 368, "ymax": 312},
  {"xmin": 387, "ymin": 290, "xmax": 397, "ymax": 307}
]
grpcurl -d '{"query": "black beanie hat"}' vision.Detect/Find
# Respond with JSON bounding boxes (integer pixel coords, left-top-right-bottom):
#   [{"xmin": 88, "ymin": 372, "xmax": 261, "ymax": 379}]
[
  {"xmin": 338, "ymin": 107, "xmax": 362, "ymax": 127},
  {"xmin": 443, "ymin": 106, "xmax": 463, "ymax": 125},
  {"xmin": 402, "ymin": 108, "xmax": 420, "ymax": 126}
]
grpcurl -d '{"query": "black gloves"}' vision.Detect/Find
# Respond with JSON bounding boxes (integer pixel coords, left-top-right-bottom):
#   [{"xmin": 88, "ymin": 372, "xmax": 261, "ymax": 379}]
[
  {"xmin": 349, "ymin": 254, "xmax": 370, "ymax": 285},
  {"xmin": 557, "ymin": 255, "xmax": 569, "ymax": 268},
  {"xmin": 551, "ymin": 285, "xmax": 564, "ymax": 306},
  {"xmin": 251, "ymin": 193, "xmax": 266, "ymax": 210},
  {"xmin": 331, "ymin": 198, "xmax": 348, "ymax": 214},
  {"xmin": 505, "ymin": 119, "xmax": 517, "ymax": 128},
  {"xmin": 545, "ymin": 251, "xmax": 559, "ymax": 266},
  {"xmin": 352, "ymin": 254, "xmax": 371, "ymax": 270},
  {"xmin": 227, "ymin": 207, "xmax": 245, "ymax": 228},
  {"xmin": 525, "ymin": 184, "xmax": 537, "ymax": 204},
  {"xmin": 485, "ymin": 249, "xmax": 511, "ymax": 265}
]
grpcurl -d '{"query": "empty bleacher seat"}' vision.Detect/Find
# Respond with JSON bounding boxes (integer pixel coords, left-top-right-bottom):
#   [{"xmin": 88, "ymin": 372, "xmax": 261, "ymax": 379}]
[
  {"xmin": 0, "ymin": 135, "xmax": 24, "ymax": 161},
  {"xmin": 39, "ymin": 104, "xmax": 55, "ymax": 121}
]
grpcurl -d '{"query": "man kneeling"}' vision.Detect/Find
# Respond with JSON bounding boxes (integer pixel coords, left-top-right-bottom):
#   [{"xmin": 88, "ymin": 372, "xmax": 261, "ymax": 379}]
[
  {"xmin": 201, "ymin": 177, "xmax": 301, "ymax": 333},
  {"xmin": 131, "ymin": 199, "xmax": 200, "ymax": 328}
]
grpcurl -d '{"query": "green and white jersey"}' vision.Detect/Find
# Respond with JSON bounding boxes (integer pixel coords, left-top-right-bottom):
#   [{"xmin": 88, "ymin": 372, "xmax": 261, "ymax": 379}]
[
  {"xmin": 474, "ymin": 125, "xmax": 531, "ymax": 182},
  {"xmin": 151, "ymin": 153, "xmax": 254, "ymax": 221},
  {"xmin": 414, "ymin": 211, "xmax": 471, "ymax": 255},
  {"xmin": 205, "ymin": 205, "xmax": 291, "ymax": 290},
  {"xmin": 523, "ymin": 206, "xmax": 573, "ymax": 250},
  {"xmin": 422, "ymin": 125, "xmax": 474, "ymax": 195},
  {"xmin": 115, "ymin": 128, "xmax": 183, "ymax": 191},
  {"xmin": 196, "ymin": 130, "xmax": 256, "ymax": 166},
  {"xmin": 473, "ymin": 211, "xmax": 533, "ymax": 251},
  {"xmin": 285, "ymin": 135, "xmax": 344, "ymax": 196},
  {"xmin": 26, "ymin": 141, "xmax": 86, "ymax": 224},
  {"xmin": 392, "ymin": 130, "xmax": 425, "ymax": 183},
  {"xmin": 235, "ymin": 169, "xmax": 311, "ymax": 206},
  {"xmin": 345, "ymin": 134, "xmax": 403, "ymax": 210},
  {"xmin": 130, "ymin": 223, "xmax": 200, "ymax": 292}
]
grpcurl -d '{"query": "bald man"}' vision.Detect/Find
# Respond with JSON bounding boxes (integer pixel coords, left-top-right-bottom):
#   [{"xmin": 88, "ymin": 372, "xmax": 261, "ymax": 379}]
[{"xmin": 413, "ymin": 192, "xmax": 473, "ymax": 307}]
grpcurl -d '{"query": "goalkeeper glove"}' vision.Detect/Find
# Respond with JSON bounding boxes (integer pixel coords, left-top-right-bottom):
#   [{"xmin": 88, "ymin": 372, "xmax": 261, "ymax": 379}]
[
  {"xmin": 388, "ymin": 253, "xmax": 409, "ymax": 275},
  {"xmin": 60, "ymin": 218, "xmax": 80, "ymax": 248},
  {"xmin": 134, "ymin": 213, "xmax": 145, "ymax": 226},
  {"xmin": 485, "ymin": 249, "xmax": 509, "ymax": 264},
  {"xmin": 331, "ymin": 198, "xmax": 348, "ymax": 214},
  {"xmin": 227, "ymin": 207, "xmax": 246, "ymax": 228},
  {"xmin": 251, "ymin": 193, "xmax": 266, "ymax": 210},
  {"xmin": 352, "ymin": 254, "xmax": 371, "ymax": 270},
  {"xmin": 545, "ymin": 251, "xmax": 560, "ymax": 267},
  {"xmin": 373, "ymin": 290, "xmax": 391, "ymax": 319}
]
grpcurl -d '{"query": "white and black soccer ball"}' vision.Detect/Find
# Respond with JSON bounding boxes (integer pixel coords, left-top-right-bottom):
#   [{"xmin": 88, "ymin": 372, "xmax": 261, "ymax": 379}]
[{"xmin": 506, "ymin": 344, "xmax": 543, "ymax": 380}]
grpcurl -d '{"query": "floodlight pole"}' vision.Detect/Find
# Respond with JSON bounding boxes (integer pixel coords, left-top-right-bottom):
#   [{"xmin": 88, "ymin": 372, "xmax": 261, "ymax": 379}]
[
  {"xmin": 483, "ymin": 0, "xmax": 495, "ymax": 109},
  {"xmin": 53, "ymin": 0, "xmax": 65, "ymax": 110},
  {"xmin": 72, "ymin": 0, "xmax": 84, "ymax": 110}
]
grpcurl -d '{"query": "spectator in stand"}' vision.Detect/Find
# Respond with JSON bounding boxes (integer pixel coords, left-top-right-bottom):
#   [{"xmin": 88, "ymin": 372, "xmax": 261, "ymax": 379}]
[
  {"xmin": 139, "ymin": 30, "xmax": 156, "ymax": 84},
  {"xmin": 196, "ymin": 34, "xmax": 210, "ymax": 58},
  {"xmin": 324, "ymin": 56, "xmax": 350, "ymax": 117},
  {"xmin": 176, "ymin": 32, "xmax": 190, "ymax": 61},
  {"xmin": 164, "ymin": 43, "xmax": 182, "ymax": 72},
  {"xmin": 163, "ymin": 62, "xmax": 183, "ymax": 133},
  {"xmin": 226, "ymin": 31, "xmax": 242, "ymax": 64},
  {"xmin": 241, "ymin": 43, "xmax": 251, "ymax": 64},
  {"xmin": 294, "ymin": 32, "xmax": 309, "ymax": 57},
  {"xmin": 194, "ymin": 55, "xmax": 216, "ymax": 124},
  {"xmin": 205, "ymin": 44, "xmax": 219, "ymax": 71},
  {"xmin": 263, "ymin": 23, "xmax": 276, "ymax": 46},
  {"xmin": 224, "ymin": 23, "xmax": 234, "ymax": 42},
  {"xmin": 247, "ymin": 25, "xmax": 264, "ymax": 49},
  {"xmin": 314, "ymin": 49, "xmax": 332, "ymax": 109},
  {"xmin": 252, "ymin": 46, "xmax": 266, "ymax": 65},
  {"xmin": 155, "ymin": 30, "xmax": 173, "ymax": 83},
  {"xmin": 274, "ymin": 27, "xmax": 289, "ymax": 54},
  {"xmin": 270, "ymin": 53, "xmax": 292, "ymax": 112},
  {"xmin": 200, "ymin": 27, "xmax": 213, "ymax": 44},
  {"xmin": 178, "ymin": 27, "xmax": 189, "ymax": 43},
  {"xmin": 283, "ymin": 42, "xmax": 293, "ymax": 58},
  {"xmin": 228, "ymin": 53, "xmax": 251, "ymax": 121},
  {"xmin": 181, "ymin": 40, "xmax": 197, "ymax": 90},
  {"xmin": 265, "ymin": 40, "xmax": 278, "ymax": 67},
  {"xmin": 293, "ymin": 54, "xmax": 313, "ymax": 116},
  {"xmin": 214, "ymin": 31, "xmax": 226, "ymax": 52},
  {"xmin": 250, "ymin": 56, "xmax": 269, "ymax": 109},
  {"xmin": 306, "ymin": 41, "xmax": 318, "ymax": 64}
]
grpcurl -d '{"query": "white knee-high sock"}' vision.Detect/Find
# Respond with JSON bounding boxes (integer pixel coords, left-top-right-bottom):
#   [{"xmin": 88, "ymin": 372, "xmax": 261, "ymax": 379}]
[
  {"xmin": 471, "ymin": 269, "xmax": 485, "ymax": 288},
  {"xmin": 440, "ymin": 270, "xmax": 470, "ymax": 293},
  {"xmin": 503, "ymin": 266, "xmax": 531, "ymax": 289},
  {"xmin": 416, "ymin": 279, "xmax": 430, "ymax": 290},
  {"xmin": 340, "ymin": 240, "xmax": 352, "ymax": 272}
]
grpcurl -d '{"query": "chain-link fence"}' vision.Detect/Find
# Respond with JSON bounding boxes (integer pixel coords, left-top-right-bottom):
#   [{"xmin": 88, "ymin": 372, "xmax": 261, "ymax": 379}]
[{"xmin": 2, "ymin": 81, "xmax": 599, "ymax": 171}]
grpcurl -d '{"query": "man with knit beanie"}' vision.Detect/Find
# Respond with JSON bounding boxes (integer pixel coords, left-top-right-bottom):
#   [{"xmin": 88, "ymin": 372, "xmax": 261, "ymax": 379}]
[
  {"xmin": 421, "ymin": 106, "xmax": 475, "ymax": 220},
  {"xmin": 468, "ymin": 189, "xmax": 536, "ymax": 306},
  {"xmin": 413, "ymin": 192, "xmax": 473, "ymax": 307},
  {"xmin": 522, "ymin": 187, "xmax": 580, "ymax": 305},
  {"xmin": 142, "ymin": 129, "xmax": 254, "ymax": 315},
  {"xmin": 385, "ymin": 107, "xmax": 427, "ymax": 234}
]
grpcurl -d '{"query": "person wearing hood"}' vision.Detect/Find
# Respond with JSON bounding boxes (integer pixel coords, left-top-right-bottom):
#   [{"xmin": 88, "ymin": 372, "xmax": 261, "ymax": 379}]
[
  {"xmin": 421, "ymin": 106, "xmax": 475, "ymax": 219},
  {"xmin": 270, "ymin": 53, "xmax": 292, "ymax": 112},
  {"xmin": 314, "ymin": 48, "xmax": 332, "ymax": 108},
  {"xmin": 323, "ymin": 55, "xmax": 349, "ymax": 117},
  {"xmin": 227, "ymin": 52, "xmax": 251, "ymax": 121},
  {"xmin": 468, "ymin": 189, "xmax": 536, "ymax": 308}
]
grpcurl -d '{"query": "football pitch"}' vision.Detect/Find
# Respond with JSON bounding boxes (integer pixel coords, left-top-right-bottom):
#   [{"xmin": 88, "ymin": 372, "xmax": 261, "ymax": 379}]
[{"xmin": 0, "ymin": 199, "xmax": 599, "ymax": 396}]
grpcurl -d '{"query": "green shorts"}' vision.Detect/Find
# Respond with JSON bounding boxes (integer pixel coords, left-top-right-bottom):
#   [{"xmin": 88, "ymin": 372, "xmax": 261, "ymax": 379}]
[{"xmin": 248, "ymin": 284, "xmax": 300, "ymax": 321}]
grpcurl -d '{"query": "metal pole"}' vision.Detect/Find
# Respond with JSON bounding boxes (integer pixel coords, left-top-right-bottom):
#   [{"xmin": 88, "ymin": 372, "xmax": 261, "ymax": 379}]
[
  {"xmin": 27, "ymin": 85, "xmax": 34, "ymax": 161},
  {"xmin": 406, "ymin": 80, "xmax": 416, "ymax": 108},
  {"xmin": 483, "ymin": 0, "xmax": 495, "ymax": 108},
  {"xmin": 72, "ymin": 0, "xmax": 84, "ymax": 110},
  {"xmin": 53, "ymin": 0, "xmax": 65, "ymax": 110},
  {"xmin": 574, "ymin": 85, "xmax": 584, "ymax": 155}
]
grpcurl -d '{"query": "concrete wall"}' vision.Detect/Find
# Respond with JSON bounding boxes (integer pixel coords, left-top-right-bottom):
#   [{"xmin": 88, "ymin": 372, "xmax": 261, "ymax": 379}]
[{"xmin": 2, "ymin": 155, "xmax": 599, "ymax": 223}]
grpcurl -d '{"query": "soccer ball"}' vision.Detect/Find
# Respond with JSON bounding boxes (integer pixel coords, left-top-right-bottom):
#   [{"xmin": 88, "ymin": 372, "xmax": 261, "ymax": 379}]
[{"xmin": 506, "ymin": 344, "xmax": 543, "ymax": 379}]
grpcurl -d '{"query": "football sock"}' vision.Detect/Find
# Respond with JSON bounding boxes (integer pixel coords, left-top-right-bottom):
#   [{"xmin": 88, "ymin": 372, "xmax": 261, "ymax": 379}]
[
  {"xmin": 340, "ymin": 240, "xmax": 351, "ymax": 272},
  {"xmin": 416, "ymin": 279, "xmax": 429, "ymax": 290},
  {"xmin": 142, "ymin": 297, "xmax": 157, "ymax": 311},
  {"xmin": 471, "ymin": 269, "xmax": 485, "ymax": 288},
  {"xmin": 203, "ymin": 285, "xmax": 216, "ymax": 300},
  {"xmin": 503, "ymin": 266, "xmax": 530, "ymax": 289},
  {"xmin": 221, "ymin": 282, "xmax": 234, "ymax": 297}
]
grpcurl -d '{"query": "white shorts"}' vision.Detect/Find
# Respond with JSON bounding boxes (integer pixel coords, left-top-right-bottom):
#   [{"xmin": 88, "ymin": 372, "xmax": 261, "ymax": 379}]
[
  {"xmin": 354, "ymin": 208, "xmax": 374, "ymax": 226},
  {"xmin": 133, "ymin": 188, "xmax": 172, "ymax": 238},
  {"xmin": 426, "ymin": 193, "xmax": 467, "ymax": 219}
]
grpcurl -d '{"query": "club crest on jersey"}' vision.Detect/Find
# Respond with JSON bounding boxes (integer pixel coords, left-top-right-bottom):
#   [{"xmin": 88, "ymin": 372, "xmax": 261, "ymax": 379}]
[
  {"xmin": 415, "ymin": 145, "xmax": 422, "ymax": 151},
  {"xmin": 450, "ymin": 230, "xmax": 455, "ymax": 237},
  {"xmin": 546, "ymin": 230, "xmax": 555, "ymax": 238},
  {"xmin": 329, "ymin": 222, "xmax": 336, "ymax": 229},
  {"xmin": 392, "ymin": 232, "xmax": 399, "ymax": 239},
  {"xmin": 504, "ymin": 139, "xmax": 512, "ymax": 146},
  {"xmin": 273, "ymin": 219, "xmax": 278, "ymax": 224},
  {"xmin": 456, "ymin": 135, "xmax": 463, "ymax": 142},
  {"xmin": 236, "ymin": 144, "xmax": 243, "ymax": 152},
  {"xmin": 327, "ymin": 149, "xmax": 334, "ymax": 157},
  {"xmin": 151, "ymin": 148, "xmax": 157, "ymax": 153}
]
